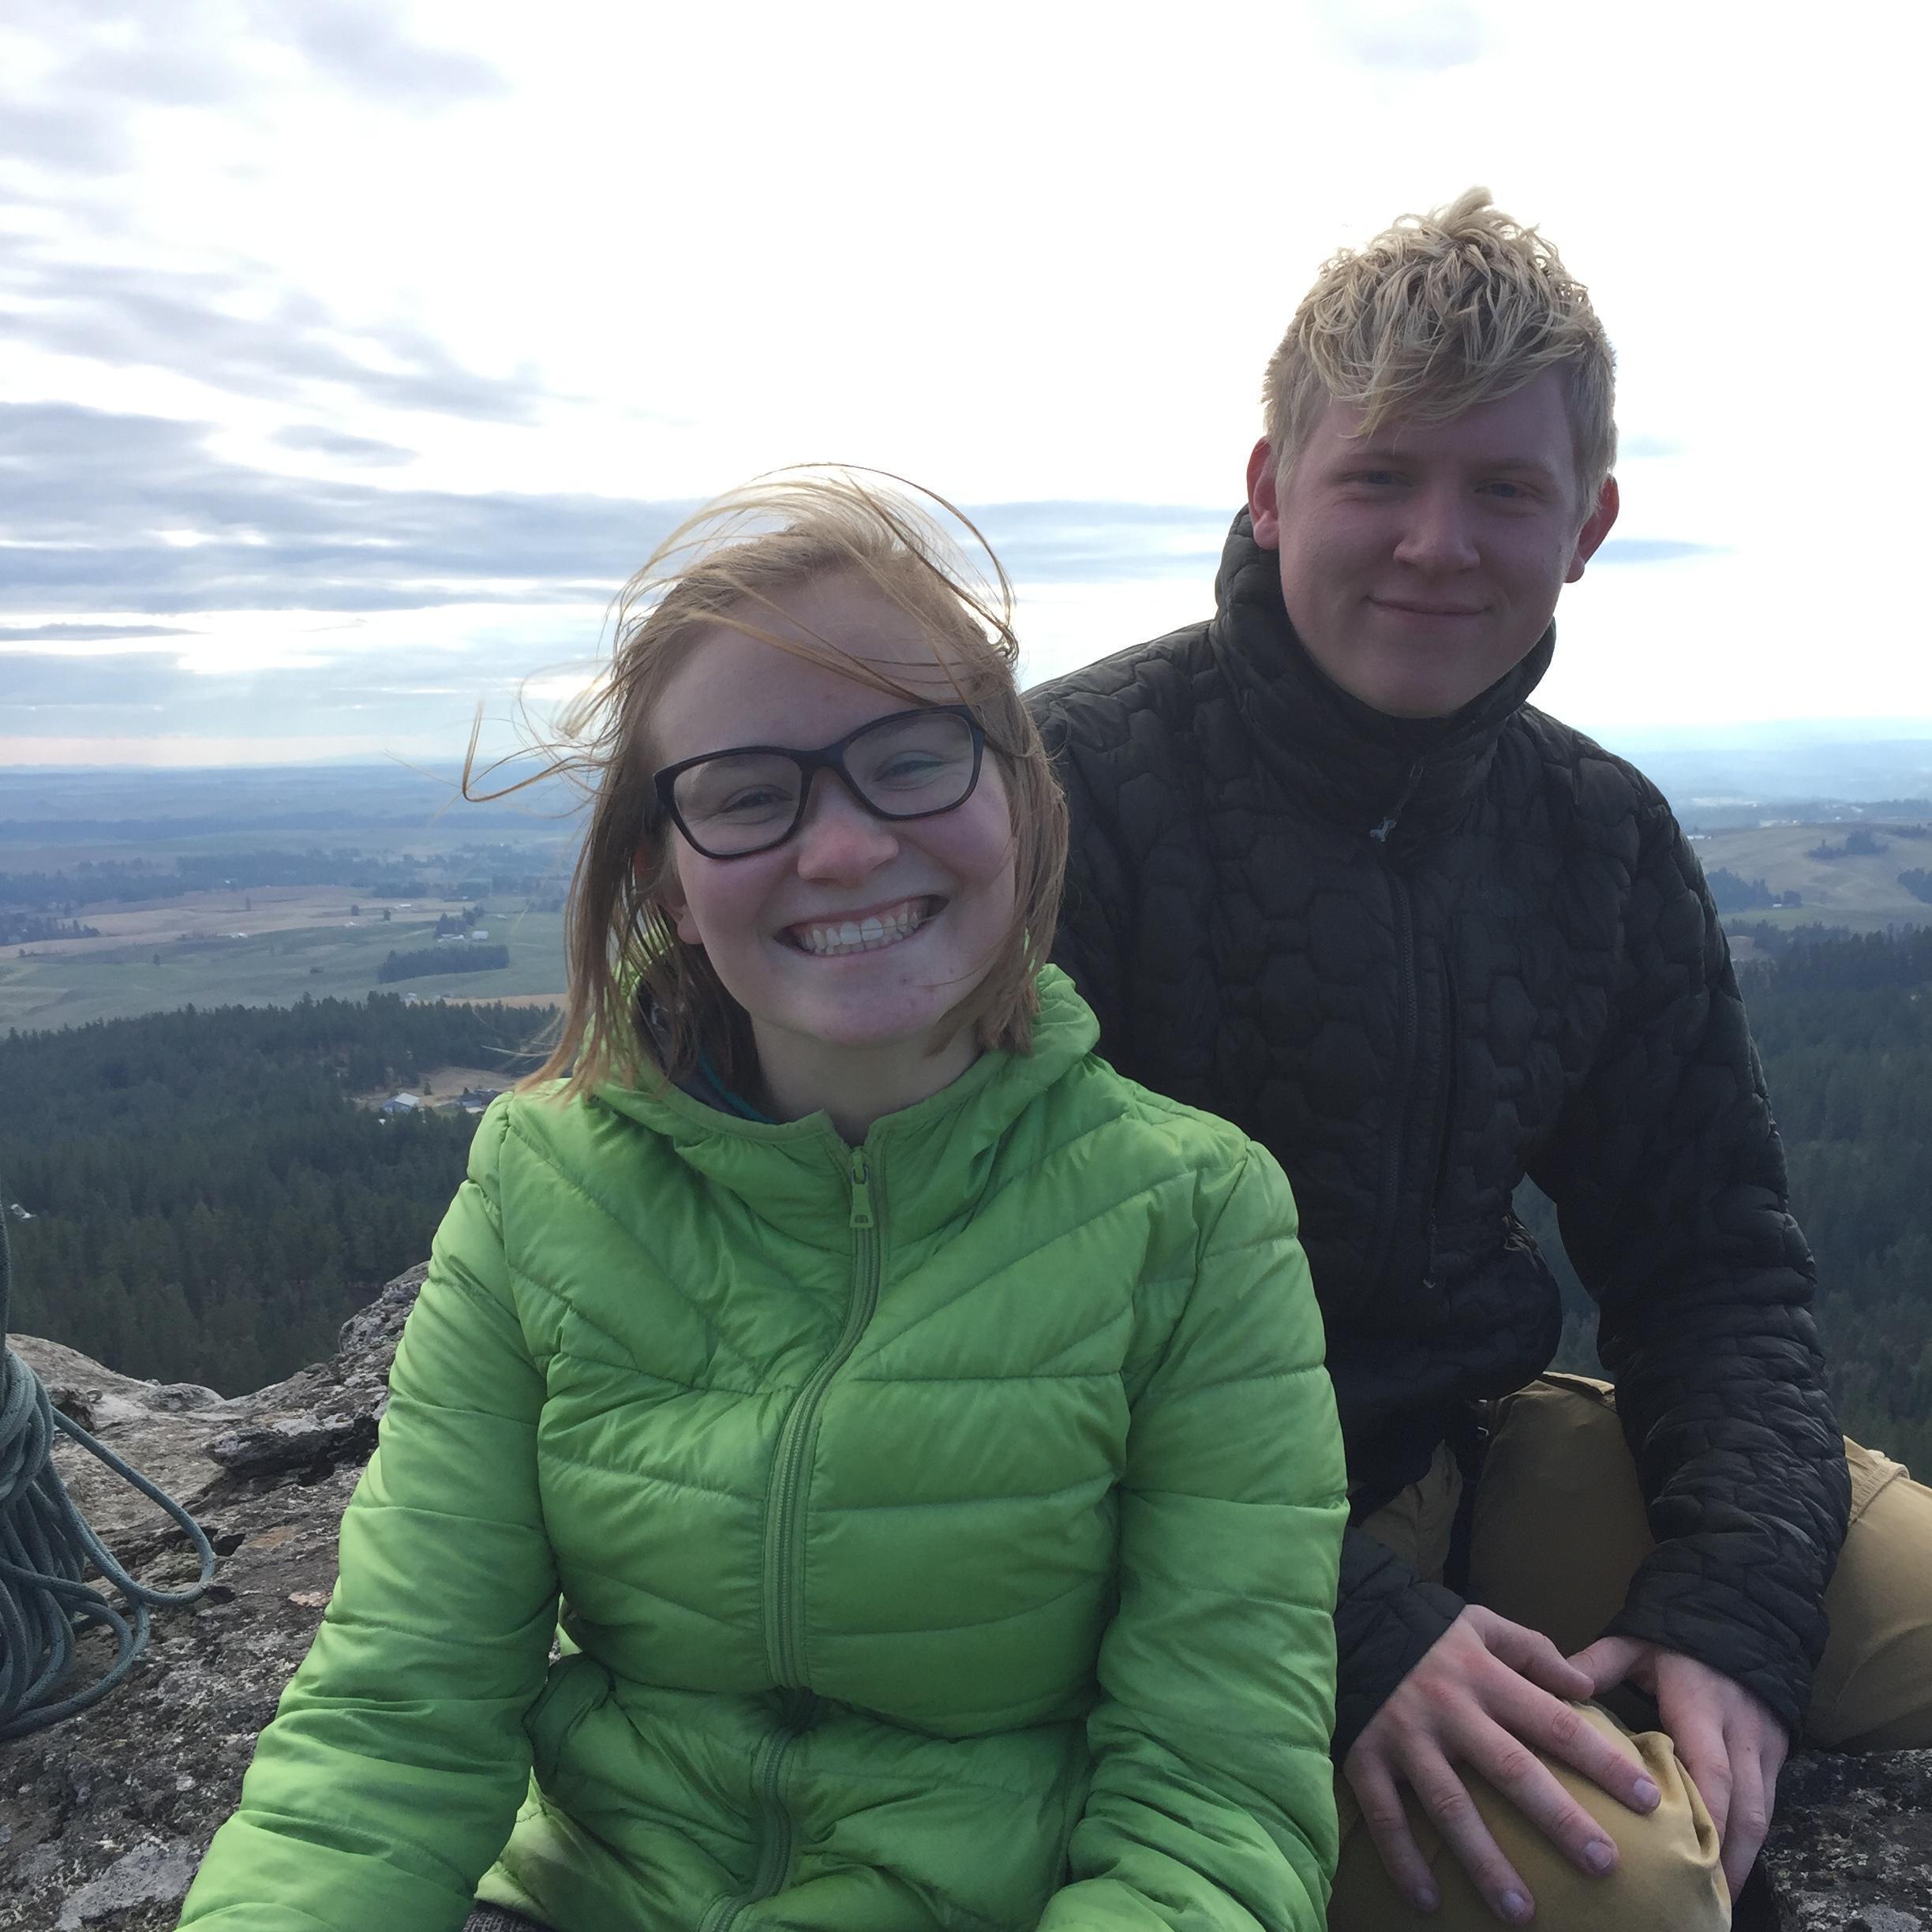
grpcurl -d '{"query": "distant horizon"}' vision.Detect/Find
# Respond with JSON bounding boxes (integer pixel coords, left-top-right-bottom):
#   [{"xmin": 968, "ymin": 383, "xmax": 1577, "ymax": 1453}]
[{"xmin": 9, "ymin": 715, "xmax": 1932, "ymax": 779}]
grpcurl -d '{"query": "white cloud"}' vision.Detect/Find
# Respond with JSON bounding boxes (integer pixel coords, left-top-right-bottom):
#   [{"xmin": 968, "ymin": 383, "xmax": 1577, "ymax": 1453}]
[{"xmin": 2, "ymin": 0, "xmax": 1928, "ymax": 762}]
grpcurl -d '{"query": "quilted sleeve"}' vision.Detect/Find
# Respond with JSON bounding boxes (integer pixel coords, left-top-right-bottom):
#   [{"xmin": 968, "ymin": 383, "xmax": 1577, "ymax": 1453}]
[
  {"xmin": 1331, "ymin": 1529, "xmax": 1465, "ymax": 1761},
  {"xmin": 178, "ymin": 1101, "xmax": 559, "ymax": 1930},
  {"xmin": 1030, "ymin": 695, "xmax": 1136, "ymax": 1058},
  {"xmin": 1529, "ymin": 802, "xmax": 1848, "ymax": 1736},
  {"xmin": 1039, "ymin": 1146, "xmax": 1349, "ymax": 1932}
]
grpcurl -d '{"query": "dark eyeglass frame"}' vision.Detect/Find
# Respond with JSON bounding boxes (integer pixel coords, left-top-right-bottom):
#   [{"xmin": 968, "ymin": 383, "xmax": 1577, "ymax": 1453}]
[{"xmin": 651, "ymin": 703, "xmax": 994, "ymax": 861}]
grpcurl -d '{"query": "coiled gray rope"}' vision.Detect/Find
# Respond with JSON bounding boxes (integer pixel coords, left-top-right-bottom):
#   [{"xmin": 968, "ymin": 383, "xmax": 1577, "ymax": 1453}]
[{"xmin": 1, "ymin": 1189, "xmax": 215, "ymax": 1739}]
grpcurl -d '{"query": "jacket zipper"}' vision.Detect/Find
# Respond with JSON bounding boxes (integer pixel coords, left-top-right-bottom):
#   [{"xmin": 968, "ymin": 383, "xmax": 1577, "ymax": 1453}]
[
  {"xmin": 706, "ymin": 1147, "xmax": 881, "ymax": 1932},
  {"xmin": 698, "ymin": 1690, "xmax": 822, "ymax": 1932},
  {"xmin": 1361, "ymin": 861, "xmax": 1419, "ymax": 1297},
  {"xmin": 1360, "ymin": 753, "xmax": 1437, "ymax": 1298},
  {"xmin": 762, "ymin": 1143, "xmax": 881, "ymax": 1686},
  {"xmin": 1421, "ymin": 953, "xmax": 1461, "ymax": 1290}
]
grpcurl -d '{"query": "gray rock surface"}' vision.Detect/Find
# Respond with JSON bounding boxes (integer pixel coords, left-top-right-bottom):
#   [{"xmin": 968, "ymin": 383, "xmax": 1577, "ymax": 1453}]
[
  {"xmin": 1756, "ymin": 1749, "xmax": 1932, "ymax": 1930},
  {"xmin": 0, "ymin": 1266, "xmax": 422, "ymax": 1932},
  {"xmin": 2, "ymin": 1260, "xmax": 1927, "ymax": 1930}
]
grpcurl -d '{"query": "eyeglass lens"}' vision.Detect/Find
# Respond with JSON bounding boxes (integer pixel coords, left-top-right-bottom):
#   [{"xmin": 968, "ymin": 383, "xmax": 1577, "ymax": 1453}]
[{"xmin": 671, "ymin": 710, "xmax": 979, "ymax": 856}]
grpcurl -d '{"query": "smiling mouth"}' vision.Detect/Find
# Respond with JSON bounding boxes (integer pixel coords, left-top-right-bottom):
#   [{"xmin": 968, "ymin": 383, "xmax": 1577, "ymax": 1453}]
[
  {"xmin": 782, "ymin": 896, "xmax": 940, "ymax": 958},
  {"xmin": 1373, "ymin": 597, "xmax": 1488, "ymax": 617}
]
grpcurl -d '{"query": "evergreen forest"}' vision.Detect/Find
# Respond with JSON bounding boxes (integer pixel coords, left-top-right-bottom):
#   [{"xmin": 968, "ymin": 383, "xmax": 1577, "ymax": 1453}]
[
  {"xmin": 1, "ymin": 997, "xmax": 551, "ymax": 1393},
  {"xmin": 2, "ymin": 934, "xmax": 1930, "ymax": 1475},
  {"xmin": 1528, "ymin": 925, "xmax": 1932, "ymax": 1470}
]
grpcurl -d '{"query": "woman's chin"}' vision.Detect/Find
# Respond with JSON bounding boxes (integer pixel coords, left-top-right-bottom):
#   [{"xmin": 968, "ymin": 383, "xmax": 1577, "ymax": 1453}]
[{"xmin": 748, "ymin": 996, "xmax": 979, "ymax": 1105}]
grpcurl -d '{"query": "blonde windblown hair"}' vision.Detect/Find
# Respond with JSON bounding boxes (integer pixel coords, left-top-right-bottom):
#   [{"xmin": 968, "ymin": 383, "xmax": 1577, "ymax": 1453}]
[
  {"xmin": 479, "ymin": 469, "xmax": 1067, "ymax": 1104},
  {"xmin": 1261, "ymin": 188, "xmax": 1616, "ymax": 503}
]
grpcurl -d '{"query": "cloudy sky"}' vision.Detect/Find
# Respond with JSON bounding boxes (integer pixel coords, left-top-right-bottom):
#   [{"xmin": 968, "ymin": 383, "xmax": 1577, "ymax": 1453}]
[{"xmin": 2, "ymin": 0, "xmax": 1926, "ymax": 768}]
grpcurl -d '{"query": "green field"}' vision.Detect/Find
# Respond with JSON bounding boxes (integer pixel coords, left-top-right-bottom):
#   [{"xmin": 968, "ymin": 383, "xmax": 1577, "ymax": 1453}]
[
  {"xmin": 6, "ymin": 762, "xmax": 1929, "ymax": 1031},
  {"xmin": 1690, "ymin": 821, "xmax": 1932, "ymax": 940},
  {"xmin": 0, "ymin": 900, "xmax": 567, "ymax": 1032}
]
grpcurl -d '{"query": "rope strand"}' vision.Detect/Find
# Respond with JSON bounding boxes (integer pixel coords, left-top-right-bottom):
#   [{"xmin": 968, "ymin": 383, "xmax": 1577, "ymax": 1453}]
[{"xmin": 1, "ymin": 1189, "xmax": 216, "ymax": 1739}]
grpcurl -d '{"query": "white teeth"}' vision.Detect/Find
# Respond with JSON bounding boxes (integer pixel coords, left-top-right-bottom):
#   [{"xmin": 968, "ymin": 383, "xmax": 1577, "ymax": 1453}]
[{"xmin": 794, "ymin": 902, "xmax": 930, "ymax": 957}]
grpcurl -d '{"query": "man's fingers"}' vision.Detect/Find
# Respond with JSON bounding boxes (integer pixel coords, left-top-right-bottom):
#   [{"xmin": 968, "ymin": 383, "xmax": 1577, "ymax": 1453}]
[
  {"xmin": 1471, "ymin": 1724, "xmax": 1627, "ymax": 1886},
  {"xmin": 1482, "ymin": 1616, "xmax": 1596, "ymax": 1702},
  {"xmin": 1565, "ymin": 1634, "xmax": 1645, "ymax": 1696},
  {"xmin": 1647, "ymin": 1646, "xmax": 1790, "ymax": 1902},
  {"xmin": 1680, "ymin": 1735, "xmax": 1732, "ymax": 1852},
  {"xmin": 1347, "ymin": 1610, "xmax": 1683, "ymax": 1919},
  {"xmin": 1515, "ymin": 1692, "xmax": 1662, "ymax": 1818},
  {"xmin": 1718, "ymin": 1753, "xmax": 1770, "ymax": 1899},
  {"xmin": 1349, "ymin": 1758, "xmax": 1443, "ymax": 1915},
  {"xmin": 1406, "ymin": 1757, "xmax": 1537, "ymax": 1925}
]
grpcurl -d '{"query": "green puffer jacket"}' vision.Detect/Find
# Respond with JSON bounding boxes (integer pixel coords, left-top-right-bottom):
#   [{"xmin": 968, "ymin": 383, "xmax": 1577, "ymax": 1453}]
[{"xmin": 178, "ymin": 969, "xmax": 1347, "ymax": 1932}]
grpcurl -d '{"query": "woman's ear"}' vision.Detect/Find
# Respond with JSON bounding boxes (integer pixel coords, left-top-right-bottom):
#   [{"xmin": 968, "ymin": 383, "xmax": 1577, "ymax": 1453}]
[{"xmin": 650, "ymin": 849, "xmax": 704, "ymax": 947}]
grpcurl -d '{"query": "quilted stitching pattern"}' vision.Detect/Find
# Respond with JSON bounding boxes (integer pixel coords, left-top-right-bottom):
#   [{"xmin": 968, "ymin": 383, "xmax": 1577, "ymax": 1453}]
[{"xmin": 1028, "ymin": 516, "xmax": 1848, "ymax": 1754}]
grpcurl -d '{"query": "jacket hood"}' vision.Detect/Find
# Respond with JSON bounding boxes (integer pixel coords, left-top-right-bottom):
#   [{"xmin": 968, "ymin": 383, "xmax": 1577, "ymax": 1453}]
[
  {"xmin": 590, "ymin": 964, "xmax": 1101, "ymax": 1249},
  {"xmin": 1207, "ymin": 511, "xmax": 1553, "ymax": 847}
]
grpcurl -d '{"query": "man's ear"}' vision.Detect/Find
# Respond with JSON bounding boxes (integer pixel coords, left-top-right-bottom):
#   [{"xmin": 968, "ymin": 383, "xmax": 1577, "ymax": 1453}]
[
  {"xmin": 1245, "ymin": 438, "xmax": 1283, "ymax": 550},
  {"xmin": 1565, "ymin": 475, "xmax": 1620, "ymax": 583}
]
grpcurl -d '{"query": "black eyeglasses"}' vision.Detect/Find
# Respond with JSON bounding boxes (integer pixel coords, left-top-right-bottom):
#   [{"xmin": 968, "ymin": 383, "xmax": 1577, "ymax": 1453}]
[{"xmin": 653, "ymin": 705, "xmax": 991, "ymax": 860}]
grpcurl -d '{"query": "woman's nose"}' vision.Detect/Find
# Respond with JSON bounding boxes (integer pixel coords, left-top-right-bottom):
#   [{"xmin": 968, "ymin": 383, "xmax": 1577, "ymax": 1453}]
[{"xmin": 791, "ymin": 773, "xmax": 901, "ymax": 878}]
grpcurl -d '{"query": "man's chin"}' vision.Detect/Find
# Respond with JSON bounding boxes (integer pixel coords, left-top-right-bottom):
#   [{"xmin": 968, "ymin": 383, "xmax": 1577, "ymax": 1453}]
[
  {"xmin": 1335, "ymin": 667, "xmax": 1481, "ymax": 721},
  {"xmin": 1336, "ymin": 638, "xmax": 1543, "ymax": 721}
]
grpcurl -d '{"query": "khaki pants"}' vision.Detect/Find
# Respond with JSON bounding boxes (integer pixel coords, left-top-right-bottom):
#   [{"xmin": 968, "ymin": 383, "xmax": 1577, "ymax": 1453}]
[{"xmin": 1328, "ymin": 1375, "xmax": 1932, "ymax": 1931}]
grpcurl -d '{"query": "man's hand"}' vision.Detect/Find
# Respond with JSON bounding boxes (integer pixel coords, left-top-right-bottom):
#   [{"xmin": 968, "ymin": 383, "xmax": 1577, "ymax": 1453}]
[
  {"xmin": 1568, "ymin": 1636, "xmax": 1788, "ymax": 1900},
  {"xmin": 1343, "ymin": 1606, "xmax": 1663, "ymax": 1922}
]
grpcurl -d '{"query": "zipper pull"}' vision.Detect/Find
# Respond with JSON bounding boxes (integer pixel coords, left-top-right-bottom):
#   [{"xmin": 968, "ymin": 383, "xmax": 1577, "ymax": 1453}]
[
  {"xmin": 1370, "ymin": 759, "xmax": 1427, "ymax": 844},
  {"xmin": 848, "ymin": 1148, "xmax": 875, "ymax": 1230}
]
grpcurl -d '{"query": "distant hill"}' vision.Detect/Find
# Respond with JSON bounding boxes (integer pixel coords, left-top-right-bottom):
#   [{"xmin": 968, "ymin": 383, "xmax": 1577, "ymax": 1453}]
[
  {"xmin": 1686, "ymin": 820, "xmax": 1932, "ymax": 945},
  {"xmin": 0, "ymin": 766, "xmax": 577, "ymax": 1032},
  {"xmin": 7, "ymin": 751, "xmax": 1932, "ymax": 1031},
  {"xmin": 0, "ymin": 762, "xmax": 588, "ymax": 848},
  {"xmin": 1596, "ymin": 721, "xmax": 1932, "ymax": 811}
]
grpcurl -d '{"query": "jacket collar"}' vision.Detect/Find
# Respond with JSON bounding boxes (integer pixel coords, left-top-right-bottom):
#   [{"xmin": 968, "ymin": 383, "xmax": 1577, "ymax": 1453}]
[
  {"xmin": 1206, "ymin": 511, "xmax": 1552, "ymax": 848},
  {"xmin": 592, "ymin": 966, "xmax": 1099, "ymax": 1250}
]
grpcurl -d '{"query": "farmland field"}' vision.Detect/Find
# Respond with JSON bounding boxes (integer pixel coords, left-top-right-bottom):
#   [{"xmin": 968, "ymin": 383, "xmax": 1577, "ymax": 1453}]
[
  {"xmin": 1, "ymin": 888, "xmax": 567, "ymax": 1031},
  {"xmin": 6, "ymin": 766, "xmax": 1930, "ymax": 1030},
  {"xmin": 1688, "ymin": 821, "xmax": 1932, "ymax": 938}
]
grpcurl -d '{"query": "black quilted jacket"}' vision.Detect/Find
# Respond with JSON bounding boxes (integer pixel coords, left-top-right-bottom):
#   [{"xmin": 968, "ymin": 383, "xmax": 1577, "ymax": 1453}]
[{"xmin": 1028, "ymin": 515, "xmax": 1850, "ymax": 1756}]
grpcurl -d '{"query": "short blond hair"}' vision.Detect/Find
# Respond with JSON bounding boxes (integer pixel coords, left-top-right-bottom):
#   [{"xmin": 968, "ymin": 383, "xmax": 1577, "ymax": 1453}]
[
  {"xmin": 477, "ymin": 469, "xmax": 1067, "ymax": 1103},
  {"xmin": 1261, "ymin": 188, "xmax": 1616, "ymax": 504}
]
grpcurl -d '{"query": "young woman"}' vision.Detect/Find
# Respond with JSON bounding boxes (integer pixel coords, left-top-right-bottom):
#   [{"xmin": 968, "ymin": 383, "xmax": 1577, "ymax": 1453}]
[{"xmin": 178, "ymin": 473, "xmax": 1349, "ymax": 1932}]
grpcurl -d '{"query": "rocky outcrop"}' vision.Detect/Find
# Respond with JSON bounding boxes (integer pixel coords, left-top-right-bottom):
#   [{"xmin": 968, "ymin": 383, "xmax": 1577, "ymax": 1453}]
[
  {"xmin": 0, "ymin": 1267, "xmax": 421, "ymax": 1932},
  {"xmin": 1758, "ymin": 1750, "xmax": 1932, "ymax": 1930},
  {"xmin": 1, "ymin": 1262, "xmax": 1928, "ymax": 1930}
]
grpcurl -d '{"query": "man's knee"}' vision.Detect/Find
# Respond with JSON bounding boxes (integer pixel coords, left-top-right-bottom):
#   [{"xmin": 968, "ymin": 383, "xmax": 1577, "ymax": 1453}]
[
  {"xmin": 1469, "ymin": 1384, "xmax": 1932, "ymax": 1754},
  {"xmin": 1808, "ymin": 1440, "xmax": 1932, "ymax": 1749},
  {"xmin": 1467, "ymin": 1375, "xmax": 1653, "ymax": 1657},
  {"xmin": 1586, "ymin": 1765, "xmax": 1732, "ymax": 1932},
  {"xmin": 1331, "ymin": 1712, "xmax": 1728, "ymax": 1932}
]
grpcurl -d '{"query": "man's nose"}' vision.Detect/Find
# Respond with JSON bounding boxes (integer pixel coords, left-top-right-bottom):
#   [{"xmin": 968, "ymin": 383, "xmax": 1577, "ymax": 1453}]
[
  {"xmin": 792, "ymin": 772, "xmax": 901, "ymax": 878},
  {"xmin": 1393, "ymin": 485, "xmax": 1481, "ymax": 571}
]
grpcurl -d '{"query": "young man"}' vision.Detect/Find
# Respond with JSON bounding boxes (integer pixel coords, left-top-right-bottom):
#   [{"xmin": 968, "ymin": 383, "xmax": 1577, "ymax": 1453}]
[{"xmin": 1028, "ymin": 191, "xmax": 1931, "ymax": 1929}]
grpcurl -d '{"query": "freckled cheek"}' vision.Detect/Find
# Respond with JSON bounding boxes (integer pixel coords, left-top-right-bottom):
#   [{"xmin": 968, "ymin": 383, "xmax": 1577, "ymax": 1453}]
[
  {"xmin": 675, "ymin": 856, "xmax": 790, "ymax": 952},
  {"xmin": 946, "ymin": 799, "xmax": 1018, "ymax": 897}
]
